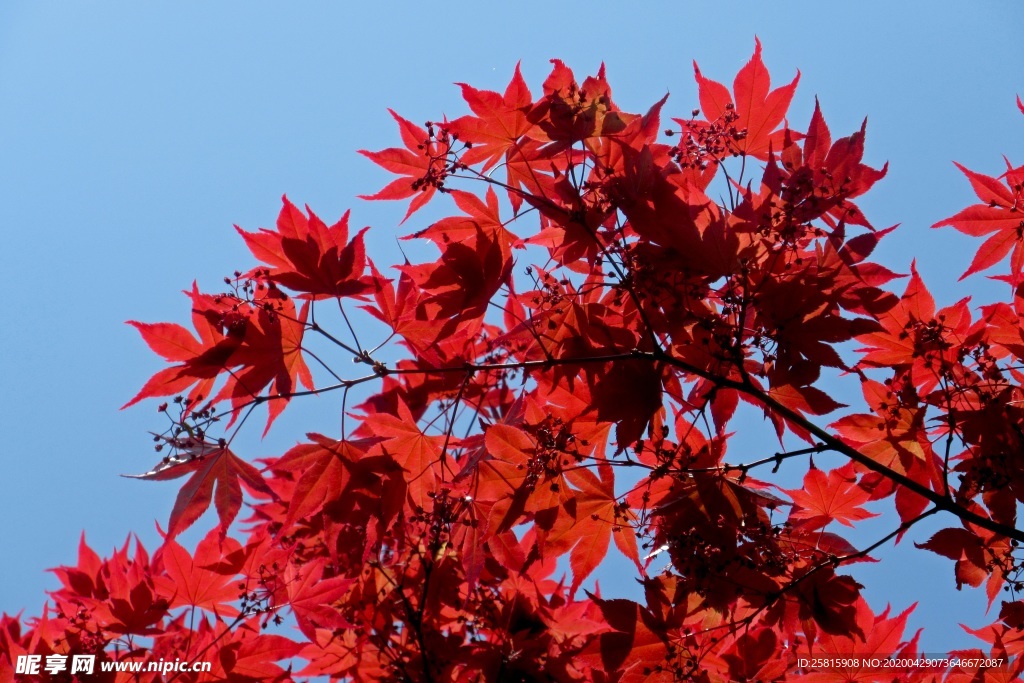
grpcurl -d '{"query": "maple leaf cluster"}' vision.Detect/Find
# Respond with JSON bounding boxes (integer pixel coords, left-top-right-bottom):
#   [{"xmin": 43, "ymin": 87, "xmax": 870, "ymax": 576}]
[{"xmin": 7, "ymin": 44, "xmax": 1024, "ymax": 682}]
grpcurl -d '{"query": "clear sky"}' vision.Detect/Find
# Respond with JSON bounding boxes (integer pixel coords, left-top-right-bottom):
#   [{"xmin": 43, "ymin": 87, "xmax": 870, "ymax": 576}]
[{"xmin": 1, "ymin": 0, "xmax": 1022, "ymax": 654}]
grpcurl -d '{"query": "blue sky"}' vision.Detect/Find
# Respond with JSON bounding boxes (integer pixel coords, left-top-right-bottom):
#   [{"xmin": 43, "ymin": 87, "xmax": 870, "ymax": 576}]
[{"xmin": 1, "ymin": 1, "xmax": 1022, "ymax": 654}]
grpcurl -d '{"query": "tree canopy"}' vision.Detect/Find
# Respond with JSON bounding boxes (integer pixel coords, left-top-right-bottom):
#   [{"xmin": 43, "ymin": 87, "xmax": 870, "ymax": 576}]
[{"xmin": 5, "ymin": 43, "xmax": 1024, "ymax": 682}]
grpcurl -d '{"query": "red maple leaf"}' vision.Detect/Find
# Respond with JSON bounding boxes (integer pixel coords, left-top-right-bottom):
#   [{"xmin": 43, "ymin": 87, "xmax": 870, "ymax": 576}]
[
  {"xmin": 447, "ymin": 65, "xmax": 544, "ymax": 214},
  {"xmin": 362, "ymin": 398, "xmax": 452, "ymax": 510},
  {"xmin": 399, "ymin": 215, "xmax": 512, "ymax": 321},
  {"xmin": 200, "ymin": 619, "xmax": 302, "ymax": 681},
  {"xmin": 222, "ymin": 632, "xmax": 302, "ymax": 681},
  {"xmin": 297, "ymin": 629, "xmax": 389, "ymax": 680},
  {"xmin": 477, "ymin": 421, "xmax": 576, "ymax": 539},
  {"xmin": 125, "ymin": 283, "xmax": 314, "ymax": 432},
  {"xmin": 126, "ymin": 441, "xmax": 271, "ymax": 538},
  {"xmin": 529, "ymin": 61, "xmax": 632, "ymax": 145},
  {"xmin": 123, "ymin": 283, "xmax": 237, "ymax": 410},
  {"xmin": 831, "ymin": 379, "xmax": 930, "ymax": 471},
  {"xmin": 933, "ymin": 158, "xmax": 1024, "ymax": 280},
  {"xmin": 224, "ymin": 298, "xmax": 314, "ymax": 432},
  {"xmin": 359, "ymin": 109, "xmax": 452, "ymax": 221},
  {"xmin": 361, "ymin": 262, "xmax": 438, "ymax": 355},
  {"xmin": 236, "ymin": 196, "xmax": 376, "ymax": 300},
  {"xmin": 49, "ymin": 536, "xmax": 169, "ymax": 637},
  {"xmin": 154, "ymin": 528, "xmax": 244, "ymax": 616},
  {"xmin": 917, "ymin": 527, "xmax": 990, "ymax": 590},
  {"xmin": 271, "ymin": 434, "xmax": 371, "ymax": 530},
  {"xmin": 286, "ymin": 558, "xmax": 354, "ymax": 640},
  {"xmin": 773, "ymin": 100, "xmax": 888, "ymax": 228},
  {"xmin": 448, "ymin": 63, "xmax": 536, "ymax": 185},
  {"xmin": 449, "ymin": 63, "xmax": 534, "ymax": 163},
  {"xmin": 916, "ymin": 523, "xmax": 1010, "ymax": 604},
  {"xmin": 691, "ymin": 38, "xmax": 799, "ymax": 160},
  {"xmin": 408, "ymin": 187, "xmax": 518, "ymax": 255},
  {"xmin": 564, "ymin": 463, "xmax": 640, "ymax": 595},
  {"xmin": 856, "ymin": 263, "xmax": 976, "ymax": 394},
  {"xmin": 581, "ymin": 597, "xmax": 670, "ymax": 682},
  {"xmin": 787, "ymin": 464, "xmax": 878, "ymax": 530}
]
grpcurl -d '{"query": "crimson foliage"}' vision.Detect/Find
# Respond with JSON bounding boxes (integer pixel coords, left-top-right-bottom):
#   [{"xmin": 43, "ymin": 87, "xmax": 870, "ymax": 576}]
[{"xmin": 6, "ymin": 44, "xmax": 1024, "ymax": 682}]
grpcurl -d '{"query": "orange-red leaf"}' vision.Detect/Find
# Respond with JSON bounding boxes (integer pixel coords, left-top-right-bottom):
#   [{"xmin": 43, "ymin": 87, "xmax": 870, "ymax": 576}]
[
  {"xmin": 286, "ymin": 559, "xmax": 354, "ymax": 640},
  {"xmin": 788, "ymin": 466, "xmax": 877, "ymax": 530},
  {"xmin": 154, "ymin": 528, "xmax": 243, "ymax": 616},
  {"xmin": 362, "ymin": 399, "xmax": 451, "ymax": 510},
  {"xmin": 448, "ymin": 63, "xmax": 535, "ymax": 171},
  {"xmin": 693, "ymin": 38, "xmax": 799, "ymax": 159}
]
